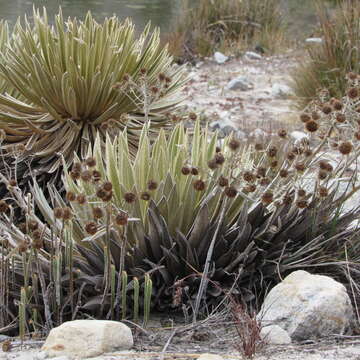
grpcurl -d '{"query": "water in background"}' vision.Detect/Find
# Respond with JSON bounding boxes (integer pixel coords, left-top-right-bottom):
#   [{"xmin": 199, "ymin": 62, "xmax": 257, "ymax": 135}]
[{"xmin": 0, "ymin": 0, "xmax": 335, "ymax": 38}]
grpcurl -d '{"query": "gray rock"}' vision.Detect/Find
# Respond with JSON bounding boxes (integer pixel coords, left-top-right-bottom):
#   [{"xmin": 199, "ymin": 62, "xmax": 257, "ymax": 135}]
[
  {"xmin": 222, "ymin": 125, "xmax": 236, "ymax": 136},
  {"xmin": 245, "ymin": 51, "xmax": 262, "ymax": 60},
  {"xmin": 237, "ymin": 130, "xmax": 247, "ymax": 139},
  {"xmin": 305, "ymin": 37, "xmax": 323, "ymax": 44},
  {"xmin": 226, "ymin": 76, "xmax": 253, "ymax": 91},
  {"xmin": 260, "ymin": 325, "xmax": 292, "ymax": 345},
  {"xmin": 258, "ymin": 271, "xmax": 354, "ymax": 341},
  {"xmin": 213, "ymin": 52, "xmax": 228, "ymax": 64},
  {"xmin": 42, "ymin": 320, "xmax": 133, "ymax": 359},
  {"xmin": 197, "ymin": 354, "xmax": 224, "ymax": 360},
  {"xmin": 271, "ymin": 83, "xmax": 293, "ymax": 98},
  {"xmin": 0, "ymin": 335, "xmax": 9, "ymax": 342}
]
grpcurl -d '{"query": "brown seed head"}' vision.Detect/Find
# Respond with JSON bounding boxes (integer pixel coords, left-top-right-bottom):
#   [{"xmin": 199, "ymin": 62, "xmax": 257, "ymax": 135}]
[
  {"xmin": 333, "ymin": 100, "xmax": 343, "ymax": 111},
  {"xmin": 115, "ymin": 211, "xmax": 129, "ymax": 226},
  {"xmin": 282, "ymin": 194, "xmax": 293, "ymax": 206},
  {"xmin": 92, "ymin": 170, "xmax": 102, "ymax": 182},
  {"xmin": 85, "ymin": 222, "xmax": 98, "ymax": 235},
  {"xmin": 158, "ymin": 73, "xmax": 166, "ymax": 82},
  {"xmin": 260, "ymin": 178, "xmax": 271, "ymax": 186},
  {"xmin": 255, "ymin": 143, "xmax": 264, "ymax": 151},
  {"xmin": 339, "ymin": 141, "xmax": 353, "ymax": 155},
  {"xmin": 92, "ymin": 207, "xmax": 104, "ymax": 219},
  {"xmin": 207, "ymin": 159, "xmax": 218, "ymax": 170},
  {"xmin": 28, "ymin": 220, "xmax": 38, "ymax": 231},
  {"xmin": 53, "ymin": 207, "xmax": 63, "ymax": 219},
  {"xmin": 277, "ymin": 129, "xmax": 287, "ymax": 138},
  {"xmin": 224, "ymin": 186, "xmax": 238, "ymax": 198},
  {"xmin": 102, "ymin": 191, "xmax": 113, "ymax": 202},
  {"xmin": 355, "ymin": 131, "xmax": 360, "ymax": 141},
  {"xmin": 243, "ymin": 171, "xmax": 255, "ymax": 183},
  {"xmin": 336, "ymin": 113, "xmax": 346, "ymax": 123},
  {"xmin": 189, "ymin": 112, "xmax": 197, "ymax": 121},
  {"xmin": 297, "ymin": 189, "xmax": 306, "ymax": 198},
  {"xmin": 193, "ymin": 179, "xmax": 206, "ymax": 191},
  {"xmin": 147, "ymin": 180, "xmax": 158, "ymax": 191},
  {"xmin": 322, "ymin": 104, "xmax": 332, "ymax": 115},
  {"xmin": 191, "ymin": 167, "xmax": 199, "ymax": 176},
  {"xmin": 76, "ymin": 194, "xmax": 87, "ymax": 205},
  {"xmin": 140, "ymin": 192, "xmax": 151, "ymax": 201},
  {"xmin": 1, "ymin": 340, "xmax": 11, "ymax": 353},
  {"xmin": 319, "ymin": 186, "xmax": 329, "ymax": 197},
  {"xmin": 32, "ymin": 229, "xmax": 42, "ymax": 241},
  {"xmin": 287, "ymin": 152, "xmax": 296, "ymax": 161},
  {"xmin": 73, "ymin": 162, "xmax": 82, "ymax": 172},
  {"xmin": 300, "ymin": 113, "xmax": 311, "ymax": 123},
  {"xmin": 267, "ymin": 146, "xmax": 277, "ymax": 158},
  {"xmin": 32, "ymin": 237, "xmax": 43, "ymax": 250},
  {"xmin": 0, "ymin": 200, "xmax": 9, "ymax": 213},
  {"xmin": 348, "ymin": 72, "xmax": 358, "ymax": 80},
  {"xmin": 296, "ymin": 199, "xmax": 308, "ymax": 209},
  {"xmin": 245, "ymin": 184, "xmax": 257, "ymax": 193},
  {"xmin": 218, "ymin": 176, "xmax": 229, "ymax": 187},
  {"xmin": 347, "ymin": 87, "xmax": 359, "ymax": 99},
  {"xmin": 256, "ymin": 167, "xmax": 266, "ymax": 178},
  {"xmin": 295, "ymin": 162, "xmax": 305, "ymax": 172},
  {"xmin": 305, "ymin": 120, "xmax": 319, "ymax": 132},
  {"xmin": 228, "ymin": 138, "xmax": 240, "ymax": 151},
  {"xmin": 304, "ymin": 149, "xmax": 313, "ymax": 157},
  {"xmin": 181, "ymin": 166, "xmax": 191, "ymax": 175},
  {"xmin": 150, "ymin": 86, "xmax": 159, "ymax": 94},
  {"xmin": 66, "ymin": 191, "xmax": 76, "ymax": 202},
  {"xmin": 215, "ymin": 152, "xmax": 225, "ymax": 165},
  {"xmin": 279, "ymin": 169, "xmax": 289, "ymax": 178},
  {"xmin": 261, "ymin": 191, "xmax": 273, "ymax": 205},
  {"xmin": 215, "ymin": 146, "xmax": 221, "ymax": 153},
  {"xmin": 124, "ymin": 192, "xmax": 136, "ymax": 203},
  {"xmin": 70, "ymin": 171, "xmax": 81, "ymax": 181},
  {"xmin": 311, "ymin": 111, "xmax": 320, "ymax": 121},
  {"xmin": 102, "ymin": 181, "xmax": 113, "ymax": 192},
  {"xmin": 62, "ymin": 207, "xmax": 73, "ymax": 220},
  {"xmin": 18, "ymin": 240, "xmax": 28, "ymax": 254},
  {"xmin": 96, "ymin": 188, "xmax": 107, "ymax": 200},
  {"xmin": 318, "ymin": 170, "xmax": 328, "ymax": 180},
  {"xmin": 270, "ymin": 160, "xmax": 278, "ymax": 168},
  {"xmin": 85, "ymin": 157, "xmax": 96, "ymax": 168}
]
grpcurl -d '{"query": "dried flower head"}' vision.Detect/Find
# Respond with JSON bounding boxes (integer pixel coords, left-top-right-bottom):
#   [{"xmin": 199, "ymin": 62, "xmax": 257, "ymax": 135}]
[
  {"xmin": 193, "ymin": 179, "xmax": 206, "ymax": 191},
  {"xmin": 191, "ymin": 167, "xmax": 199, "ymax": 176},
  {"xmin": 279, "ymin": 169, "xmax": 289, "ymax": 178},
  {"xmin": 243, "ymin": 171, "xmax": 255, "ymax": 183},
  {"xmin": 62, "ymin": 207, "xmax": 73, "ymax": 221},
  {"xmin": 256, "ymin": 167, "xmax": 266, "ymax": 178},
  {"xmin": 282, "ymin": 194, "xmax": 293, "ymax": 206},
  {"xmin": 66, "ymin": 191, "xmax": 76, "ymax": 202},
  {"xmin": 339, "ymin": 141, "xmax": 353, "ymax": 155},
  {"xmin": 181, "ymin": 166, "xmax": 191, "ymax": 175},
  {"xmin": 215, "ymin": 152, "xmax": 225, "ymax": 165},
  {"xmin": 53, "ymin": 207, "xmax": 63, "ymax": 219},
  {"xmin": 70, "ymin": 170, "xmax": 81, "ymax": 180},
  {"xmin": 311, "ymin": 111, "xmax": 320, "ymax": 121},
  {"xmin": 18, "ymin": 240, "xmax": 28, "ymax": 254},
  {"xmin": 318, "ymin": 170, "xmax": 328, "ymax": 180},
  {"xmin": 0, "ymin": 200, "xmax": 9, "ymax": 213},
  {"xmin": 355, "ymin": 131, "xmax": 360, "ymax": 141},
  {"xmin": 102, "ymin": 181, "xmax": 113, "ymax": 192},
  {"xmin": 218, "ymin": 176, "xmax": 229, "ymax": 187},
  {"xmin": 76, "ymin": 194, "xmax": 87, "ymax": 205},
  {"xmin": 261, "ymin": 191, "xmax": 273, "ymax": 204},
  {"xmin": 319, "ymin": 186, "xmax": 329, "ymax": 197},
  {"xmin": 215, "ymin": 146, "xmax": 221, "ymax": 153},
  {"xmin": 85, "ymin": 222, "xmax": 98, "ymax": 235},
  {"xmin": 124, "ymin": 192, "xmax": 136, "ymax": 203},
  {"xmin": 207, "ymin": 159, "xmax": 218, "ymax": 170},
  {"xmin": 296, "ymin": 199, "xmax": 308, "ymax": 209},
  {"xmin": 304, "ymin": 149, "xmax": 313, "ymax": 157},
  {"xmin": 245, "ymin": 184, "xmax": 257, "ymax": 193},
  {"xmin": 115, "ymin": 211, "xmax": 129, "ymax": 226},
  {"xmin": 255, "ymin": 143, "xmax": 264, "ymax": 151},
  {"xmin": 259, "ymin": 178, "xmax": 271, "ymax": 186},
  {"xmin": 92, "ymin": 170, "xmax": 102, "ymax": 182},
  {"xmin": 322, "ymin": 104, "xmax": 332, "ymax": 115},
  {"xmin": 73, "ymin": 162, "xmax": 82, "ymax": 172},
  {"xmin": 297, "ymin": 189, "xmax": 306, "ymax": 198},
  {"xmin": 287, "ymin": 152, "xmax": 296, "ymax": 162},
  {"xmin": 96, "ymin": 188, "xmax": 107, "ymax": 200},
  {"xmin": 336, "ymin": 113, "xmax": 346, "ymax": 123},
  {"xmin": 295, "ymin": 162, "xmax": 305, "ymax": 172},
  {"xmin": 102, "ymin": 191, "xmax": 113, "ymax": 202},
  {"xmin": 347, "ymin": 87, "xmax": 359, "ymax": 99},
  {"xmin": 140, "ymin": 192, "xmax": 151, "ymax": 201},
  {"xmin": 32, "ymin": 237, "xmax": 44, "ymax": 250},
  {"xmin": 305, "ymin": 120, "xmax": 319, "ymax": 132},
  {"xmin": 300, "ymin": 113, "xmax": 311, "ymax": 123},
  {"xmin": 85, "ymin": 157, "xmax": 96, "ymax": 168},
  {"xmin": 28, "ymin": 220, "xmax": 39, "ymax": 231},
  {"xmin": 267, "ymin": 146, "xmax": 277, "ymax": 158},
  {"xmin": 224, "ymin": 186, "xmax": 238, "ymax": 198},
  {"xmin": 189, "ymin": 112, "xmax": 197, "ymax": 121},
  {"xmin": 228, "ymin": 138, "xmax": 240, "ymax": 151},
  {"xmin": 147, "ymin": 180, "xmax": 158, "ymax": 191},
  {"xmin": 278, "ymin": 129, "xmax": 287, "ymax": 138},
  {"xmin": 92, "ymin": 207, "xmax": 104, "ymax": 219},
  {"xmin": 333, "ymin": 100, "xmax": 343, "ymax": 111},
  {"xmin": 270, "ymin": 160, "xmax": 278, "ymax": 168}
]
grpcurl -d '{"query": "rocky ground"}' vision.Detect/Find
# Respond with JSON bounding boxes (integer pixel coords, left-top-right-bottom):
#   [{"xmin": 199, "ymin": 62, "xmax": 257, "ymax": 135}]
[{"xmin": 181, "ymin": 50, "xmax": 300, "ymax": 137}]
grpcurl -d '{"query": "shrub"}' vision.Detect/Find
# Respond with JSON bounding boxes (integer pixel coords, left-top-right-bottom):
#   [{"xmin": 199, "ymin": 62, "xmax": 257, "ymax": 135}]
[
  {"xmin": 166, "ymin": 0, "xmax": 284, "ymax": 59},
  {"xmin": 291, "ymin": 0, "xmax": 360, "ymax": 107},
  {"xmin": 0, "ymin": 8, "xmax": 186, "ymax": 191}
]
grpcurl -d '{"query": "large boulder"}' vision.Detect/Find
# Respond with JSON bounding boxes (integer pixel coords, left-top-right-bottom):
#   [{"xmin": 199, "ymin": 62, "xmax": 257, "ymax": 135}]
[
  {"xmin": 260, "ymin": 325, "xmax": 291, "ymax": 345},
  {"xmin": 258, "ymin": 271, "xmax": 353, "ymax": 341},
  {"xmin": 42, "ymin": 320, "xmax": 133, "ymax": 358}
]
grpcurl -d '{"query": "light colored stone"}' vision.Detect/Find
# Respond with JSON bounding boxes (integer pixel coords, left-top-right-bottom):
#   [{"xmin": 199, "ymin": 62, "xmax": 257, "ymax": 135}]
[
  {"xmin": 258, "ymin": 271, "xmax": 354, "ymax": 341},
  {"xmin": 271, "ymin": 83, "xmax": 293, "ymax": 98},
  {"xmin": 42, "ymin": 320, "xmax": 133, "ymax": 359},
  {"xmin": 290, "ymin": 130, "xmax": 309, "ymax": 144},
  {"xmin": 197, "ymin": 354, "xmax": 224, "ymax": 360},
  {"xmin": 214, "ymin": 52, "xmax": 228, "ymax": 64},
  {"xmin": 245, "ymin": 51, "xmax": 262, "ymax": 60},
  {"xmin": 34, "ymin": 352, "xmax": 47, "ymax": 360},
  {"xmin": 250, "ymin": 128, "xmax": 266, "ymax": 138},
  {"xmin": 305, "ymin": 37, "xmax": 323, "ymax": 44},
  {"xmin": 0, "ymin": 335, "xmax": 9, "ymax": 342},
  {"xmin": 226, "ymin": 76, "xmax": 253, "ymax": 91},
  {"xmin": 260, "ymin": 325, "xmax": 292, "ymax": 345}
]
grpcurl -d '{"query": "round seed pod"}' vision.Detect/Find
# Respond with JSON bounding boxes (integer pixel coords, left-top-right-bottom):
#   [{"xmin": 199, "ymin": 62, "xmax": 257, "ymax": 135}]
[
  {"xmin": 0, "ymin": 200, "xmax": 9, "ymax": 214},
  {"xmin": 333, "ymin": 100, "xmax": 343, "ymax": 111},
  {"xmin": 193, "ymin": 179, "xmax": 206, "ymax": 191},
  {"xmin": 297, "ymin": 189, "xmax": 306, "ymax": 197},
  {"xmin": 85, "ymin": 222, "xmax": 98, "ymax": 235},
  {"xmin": 53, "ymin": 207, "xmax": 63, "ymax": 219},
  {"xmin": 80, "ymin": 170, "xmax": 92, "ymax": 182},
  {"xmin": 338, "ymin": 141, "xmax": 353, "ymax": 155},
  {"xmin": 62, "ymin": 207, "xmax": 73, "ymax": 221},
  {"xmin": 228, "ymin": 138, "xmax": 240, "ymax": 151},
  {"xmin": 300, "ymin": 113, "xmax": 311, "ymax": 123},
  {"xmin": 70, "ymin": 171, "xmax": 81, "ymax": 180},
  {"xmin": 76, "ymin": 194, "xmax": 87, "ymax": 205},
  {"xmin": 347, "ymin": 87, "xmax": 359, "ymax": 99},
  {"xmin": 322, "ymin": 104, "xmax": 332, "ymax": 115},
  {"xmin": 295, "ymin": 162, "xmax": 305, "ymax": 172},
  {"xmin": 115, "ymin": 211, "xmax": 128, "ymax": 226},
  {"xmin": 259, "ymin": 178, "xmax": 271, "ymax": 186},
  {"xmin": 218, "ymin": 176, "xmax": 229, "ymax": 187},
  {"xmin": 85, "ymin": 157, "xmax": 96, "ymax": 168},
  {"xmin": 296, "ymin": 199, "xmax": 308, "ymax": 209},
  {"xmin": 287, "ymin": 152, "xmax": 296, "ymax": 161},
  {"xmin": 305, "ymin": 120, "xmax": 319, "ymax": 132},
  {"xmin": 191, "ymin": 167, "xmax": 199, "ymax": 176},
  {"xmin": 66, "ymin": 191, "xmax": 76, "ymax": 202},
  {"xmin": 92, "ymin": 207, "xmax": 104, "ymax": 219},
  {"xmin": 255, "ymin": 143, "xmax": 264, "ymax": 151},
  {"xmin": 215, "ymin": 153, "xmax": 225, "ymax": 165},
  {"xmin": 243, "ymin": 171, "xmax": 256, "ymax": 183},
  {"xmin": 28, "ymin": 220, "xmax": 39, "ymax": 231},
  {"xmin": 319, "ymin": 186, "xmax": 329, "ymax": 197},
  {"xmin": 140, "ymin": 192, "xmax": 151, "ymax": 201},
  {"xmin": 318, "ymin": 170, "xmax": 328, "ymax": 180},
  {"xmin": 224, "ymin": 186, "xmax": 238, "ymax": 198},
  {"xmin": 189, "ymin": 112, "xmax": 197, "ymax": 121},
  {"xmin": 278, "ymin": 129, "xmax": 287, "ymax": 138},
  {"xmin": 92, "ymin": 170, "xmax": 102, "ymax": 182},
  {"xmin": 207, "ymin": 159, "xmax": 218, "ymax": 170},
  {"xmin": 181, "ymin": 166, "xmax": 191, "ymax": 175},
  {"xmin": 102, "ymin": 181, "xmax": 113, "ymax": 192},
  {"xmin": 147, "ymin": 180, "xmax": 158, "ymax": 191},
  {"xmin": 311, "ymin": 111, "xmax": 320, "ymax": 121},
  {"xmin": 256, "ymin": 167, "xmax": 266, "ymax": 178},
  {"xmin": 261, "ymin": 191, "xmax": 273, "ymax": 204},
  {"xmin": 124, "ymin": 192, "xmax": 136, "ymax": 203},
  {"xmin": 279, "ymin": 169, "xmax": 289, "ymax": 178},
  {"xmin": 336, "ymin": 113, "xmax": 346, "ymax": 123},
  {"xmin": 267, "ymin": 146, "xmax": 278, "ymax": 158}
]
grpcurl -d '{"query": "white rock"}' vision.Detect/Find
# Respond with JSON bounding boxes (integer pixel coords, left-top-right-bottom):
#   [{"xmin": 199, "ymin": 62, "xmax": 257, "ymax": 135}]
[
  {"xmin": 260, "ymin": 325, "xmax": 292, "ymax": 345},
  {"xmin": 197, "ymin": 354, "xmax": 224, "ymax": 360},
  {"xmin": 42, "ymin": 320, "xmax": 133, "ymax": 359},
  {"xmin": 34, "ymin": 352, "xmax": 47, "ymax": 360},
  {"xmin": 250, "ymin": 128, "xmax": 266, "ymax": 138},
  {"xmin": 258, "ymin": 271, "xmax": 354, "ymax": 341},
  {"xmin": 271, "ymin": 83, "xmax": 293, "ymax": 98},
  {"xmin": 245, "ymin": 51, "xmax": 262, "ymax": 60},
  {"xmin": 305, "ymin": 37, "xmax": 323, "ymax": 44},
  {"xmin": 214, "ymin": 52, "xmax": 228, "ymax": 64},
  {"xmin": 0, "ymin": 335, "xmax": 9, "ymax": 342},
  {"xmin": 290, "ymin": 131, "xmax": 309, "ymax": 144},
  {"xmin": 226, "ymin": 76, "xmax": 253, "ymax": 91}
]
